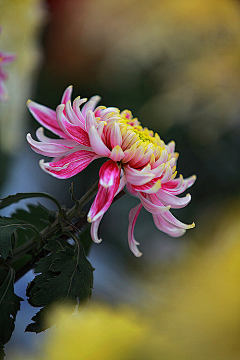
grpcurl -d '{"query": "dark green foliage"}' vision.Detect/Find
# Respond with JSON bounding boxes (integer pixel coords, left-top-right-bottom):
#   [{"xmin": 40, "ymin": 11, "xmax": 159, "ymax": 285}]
[
  {"xmin": 26, "ymin": 238, "xmax": 94, "ymax": 333},
  {"xmin": 0, "ymin": 217, "xmax": 39, "ymax": 260},
  {"xmin": 0, "ymin": 192, "xmax": 63, "ymax": 216},
  {"xmin": 0, "ymin": 261, "xmax": 23, "ymax": 358},
  {"xmin": 11, "ymin": 204, "xmax": 54, "ymax": 247}
]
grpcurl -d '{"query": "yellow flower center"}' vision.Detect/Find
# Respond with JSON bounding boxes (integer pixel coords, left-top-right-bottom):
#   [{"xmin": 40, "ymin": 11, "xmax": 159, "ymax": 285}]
[{"xmin": 118, "ymin": 110, "xmax": 165, "ymax": 155}]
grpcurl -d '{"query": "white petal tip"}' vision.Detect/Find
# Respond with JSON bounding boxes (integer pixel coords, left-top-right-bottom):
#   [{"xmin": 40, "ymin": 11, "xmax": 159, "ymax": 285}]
[{"xmin": 93, "ymin": 237, "xmax": 102, "ymax": 244}]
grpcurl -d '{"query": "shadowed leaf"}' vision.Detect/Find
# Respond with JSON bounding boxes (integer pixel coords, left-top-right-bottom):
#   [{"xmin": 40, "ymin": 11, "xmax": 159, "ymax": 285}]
[
  {"xmin": 0, "ymin": 217, "xmax": 40, "ymax": 260},
  {"xmin": 26, "ymin": 238, "xmax": 94, "ymax": 333},
  {"xmin": 0, "ymin": 261, "xmax": 23, "ymax": 356}
]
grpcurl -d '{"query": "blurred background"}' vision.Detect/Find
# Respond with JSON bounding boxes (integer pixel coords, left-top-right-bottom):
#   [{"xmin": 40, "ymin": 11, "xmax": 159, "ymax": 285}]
[{"xmin": 0, "ymin": 0, "xmax": 240, "ymax": 359}]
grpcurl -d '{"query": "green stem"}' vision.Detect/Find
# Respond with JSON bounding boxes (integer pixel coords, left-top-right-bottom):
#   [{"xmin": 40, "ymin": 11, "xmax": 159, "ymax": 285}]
[{"xmin": 9, "ymin": 181, "xmax": 99, "ymax": 264}]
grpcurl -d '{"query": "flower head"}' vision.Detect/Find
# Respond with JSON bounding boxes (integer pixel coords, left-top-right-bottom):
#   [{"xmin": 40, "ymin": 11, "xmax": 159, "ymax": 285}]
[
  {"xmin": 0, "ymin": 27, "xmax": 15, "ymax": 101},
  {"xmin": 27, "ymin": 86, "xmax": 196, "ymax": 257}
]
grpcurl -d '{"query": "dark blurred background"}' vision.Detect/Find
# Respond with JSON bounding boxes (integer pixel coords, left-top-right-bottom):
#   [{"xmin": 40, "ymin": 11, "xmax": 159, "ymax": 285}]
[{"xmin": 1, "ymin": 0, "xmax": 240, "ymax": 359}]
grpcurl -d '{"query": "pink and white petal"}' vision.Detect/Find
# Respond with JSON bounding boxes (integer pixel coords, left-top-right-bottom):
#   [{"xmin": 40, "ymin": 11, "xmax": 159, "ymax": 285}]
[
  {"xmin": 124, "ymin": 165, "xmax": 155, "ymax": 186},
  {"xmin": 131, "ymin": 179, "xmax": 161, "ymax": 194},
  {"xmin": 26, "ymin": 133, "xmax": 77, "ymax": 157},
  {"xmin": 110, "ymin": 122, "xmax": 122, "ymax": 148},
  {"xmin": 56, "ymin": 105, "xmax": 90, "ymax": 146},
  {"xmin": 121, "ymin": 143, "xmax": 138, "ymax": 164},
  {"xmin": 61, "ymin": 85, "xmax": 73, "ymax": 105},
  {"xmin": 161, "ymin": 175, "xmax": 185, "ymax": 193},
  {"xmin": 39, "ymin": 150, "xmax": 97, "ymax": 179},
  {"xmin": 126, "ymin": 183, "xmax": 139, "ymax": 198},
  {"xmin": 89, "ymin": 125, "xmax": 111, "ymax": 157},
  {"xmin": 153, "ymin": 149, "xmax": 168, "ymax": 167},
  {"xmin": 132, "ymin": 145, "xmax": 154, "ymax": 168},
  {"xmin": 72, "ymin": 96, "xmax": 87, "ymax": 125},
  {"xmin": 85, "ymin": 110, "xmax": 97, "ymax": 132},
  {"xmin": 127, "ymin": 145, "xmax": 145, "ymax": 167},
  {"xmin": 110, "ymin": 146, "xmax": 125, "ymax": 162},
  {"xmin": 35, "ymin": 127, "xmax": 78, "ymax": 147},
  {"xmin": 153, "ymin": 213, "xmax": 186, "ymax": 237},
  {"xmin": 138, "ymin": 193, "xmax": 170, "ymax": 214},
  {"xmin": 167, "ymin": 141, "xmax": 175, "ymax": 154},
  {"xmin": 186, "ymin": 175, "xmax": 197, "ymax": 188},
  {"xmin": 116, "ymin": 174, "xmax": 126, "ymax": 196},
  {"xmin": 27, "ymin": 100, "xmax": 66, "ymax": 138},
  {"xmin": 99, "ymin": 160, "xmax": 120, "ymax": 188},
  {"xmin": 160, "ymin": 165, "xmax": 173, "ymax": 184},
  {"xmin": 156, "ymin": 189, "xmax": 191, "ymax": 209},
  {"xmin": 161, "ymin": 210, "xmax": 195, "ymax": 229},
  {"xmin": 96, "ymin": 121, "xmax": 106, "ymax": 138},
  {"xmin": 82, "ymin": 95, "xmax": 101, "ymax": 117},
  {"xmin": 65, "ymin": 100, "xmax": 85, "ymax": 128},
  {"xmin": 90, "ymin": 215, "xmax": 103, "ymax": 244},
  {"xmin": 128, "ymin": 203, "xmax": 143, "ymax": 257},
  {"xmin": 88, "ymin": 161, "xmax": 120, "ymax": 222},
  {"xmin": 151, "ymin": 163, "xmax": 165, "ymax": 177},
  {"xmin": 162, "ymin": 174, "xmax": 196, "ymax": 195}
]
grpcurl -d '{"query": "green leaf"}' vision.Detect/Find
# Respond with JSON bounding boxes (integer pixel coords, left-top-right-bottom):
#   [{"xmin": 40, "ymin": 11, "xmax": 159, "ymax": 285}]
[
  {"xmin": 0, "ymin": 192, "xmax": 64, "ymax": 217},
  {"xmin": 0, "ymin": 217, "xmax": 40, "ymax": 260},
  {"xmin": 0, "ymin": 261, "xmax": 23, "ymax": 352},
  {"xmin": 11, "ymin": 204, "xmax": 53, "ymax": 246},
  {"xmin": 26, "ymin": 238, "xmax": 94, "ymax": 333}
]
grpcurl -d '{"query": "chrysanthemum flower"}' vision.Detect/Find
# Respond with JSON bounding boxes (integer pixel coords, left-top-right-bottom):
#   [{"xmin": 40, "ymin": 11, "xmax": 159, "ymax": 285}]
[
  {"xmin": 27, "ymin": 86, "xmax": 196, "ymax": 257},
  {"xmin": 0, "ymin": 28, "xmax": 15, "ymax": 101}
]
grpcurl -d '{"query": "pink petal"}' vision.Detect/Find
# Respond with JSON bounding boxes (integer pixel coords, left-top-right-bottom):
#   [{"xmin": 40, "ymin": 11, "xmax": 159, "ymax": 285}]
[
  {"xmin": 138, "ymin": 193, "xmax": 170, "ymax": 214},
  {"xmin": 26, "ymin": 133, "xmax": 78, "ymax": 157},
  {"xmin": 39, "ymin": 150, "xmax": 97, "ymax": 179},
  {"xmin": 124, "ymin": 165, "xmax": 155, "ymax": 186},
  {"xmin": 126, "ymin": 183, "xmax": 139, "ymax": 198},
  {"xmin": 110, "ymin": 146, "xmax": 125, "ymax": 162},
  {"xmin": 110, "ymin": 122, "xmax": 122, "ymax": 148},
  {"xmin": 153, "ymin": 213, "xmax": 186, "ymax": 237},
  {"xmin": 65, "ymin": 100, "xmax": 85, "ymax": 128},
  {"xmin": 73, "ymin": 96, "xmax": 87, "ymax": 125},
  {"xmin": 35, "ymin": 127, "xmax": 78, "ymax": 147},
  {"xmin": 99, "ymin": 160, "xmax": 120, "ymax": 188},
  {"xmin": 132, "ymin": 145, "xmax": 154, "ymax": 168},
  {"xmin": 85, "ymin": 110, "xmax": 97, "ymax": 132},
  {"xmin": 128, "ymin": 203, "xmax": 143, "ymax": 257},
  {"xmin": 56, "ymin": 105, "xmax": 90, "ymax": 146},
  {"xmin": 89, "ymin": 125, "xmax": 111, "ymax": 157},
  {"xmin": 162, "ymin": 174, "xmax": 196, "ymax": 195},
  {"xmin": 27, "ymin": 100, "xmax": 66, "ymax": 138},
  {"xmin": 61, "ymin": 85, "xmax": 73, "ymax": 105},
  {"xmin": 90, "ymin": 215, "xmax": 103, "ymax": 243},
  {"xmin": 116, "ymin": 174, "xmax": 127, "ymax": 195},
  {"xmin": 131, "ymin": 178, "xmax": 161, "ymax": 194},
  {"xmin": 87, "ymin": 160, "xmax": 120, "ymax": 222},
  {"xmin": 82, "ymin": 95, "xmax": 101, "ymax": 117},
  {"xmin": 156, "ymin": 189, "xmax": 191, "ymax": 209},
  {"xmin": 161, "ymin": 209, "xmax": 195, "ymax": 229}
]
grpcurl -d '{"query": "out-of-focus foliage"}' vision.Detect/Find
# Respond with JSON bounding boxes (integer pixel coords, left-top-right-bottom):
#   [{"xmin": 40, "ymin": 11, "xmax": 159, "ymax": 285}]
[
  {"xmin": 0, "ymin": 0, "xmax": 44, "ymax": 154},
  {"xmin": 12, "ymin": 198, "xmax": 240, "ymax": 360}
]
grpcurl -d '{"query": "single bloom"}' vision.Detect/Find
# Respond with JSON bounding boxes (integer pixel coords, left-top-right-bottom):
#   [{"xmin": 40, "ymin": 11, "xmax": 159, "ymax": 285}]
[
  {"xmin": 0, "ymin": 27, "xmax": 16, "ymax": 101},
  {"xmin": 27, "ymin": 86, "xmax": 196, "ymax": 257}
]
